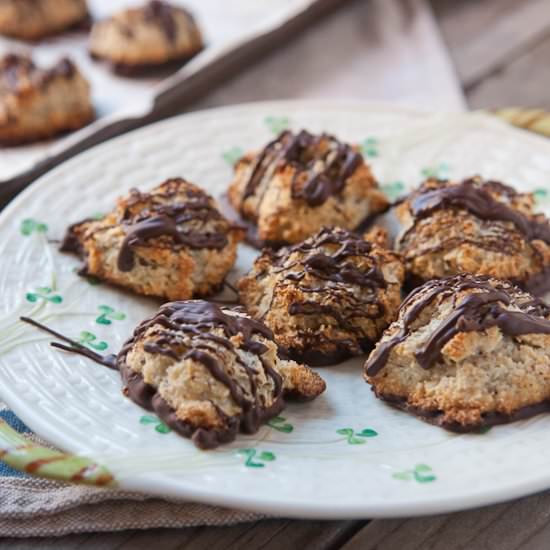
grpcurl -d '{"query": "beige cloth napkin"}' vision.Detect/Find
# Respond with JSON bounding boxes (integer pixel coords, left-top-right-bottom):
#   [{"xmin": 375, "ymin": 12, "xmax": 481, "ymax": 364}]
[
  {"xmin": 0, "ymin": 0, "xmax": 465, "ymax": 537},
  {"xmin": 1, "ymin": 479, "xmax": 263, "ymax": 537}
]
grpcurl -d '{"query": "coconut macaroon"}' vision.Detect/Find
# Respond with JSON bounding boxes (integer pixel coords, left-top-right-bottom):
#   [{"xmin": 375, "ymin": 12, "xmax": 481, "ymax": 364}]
[
  {"xmin": 61, "ymin": 178, "xmax": 244, "ymax": 300},
  {"xmin": 239, "ymin": 226, "xmax": 405, "ymax": 365},
  {"xmin": 365, "ymin": 273, "xmax": 550, "ymax": 432},
  {"xmin": 227, "ymin": 129, "xmax": 389, "ymax": 247},
  {"xmin": 89, "ymin": 0, "xmax": 202, "ymax": 75},
  {"xmin": 0, "ymin": 54, "xmax": 93, "ymax": 145},
  {"xmin": 394, "ymin": 176, "xmax": 550, "ymax": 294},
  {"xmin": 0, "ymin": 0, "xmax": 89, "ymax": 41},
  {"xmin": 118, "ymin": 300, "xmax": 326, "ymax": 448}
]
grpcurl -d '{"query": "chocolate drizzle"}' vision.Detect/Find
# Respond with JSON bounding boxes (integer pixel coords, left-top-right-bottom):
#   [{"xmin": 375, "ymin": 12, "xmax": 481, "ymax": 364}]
[
  {"xmin": 399, "ymin": 178, "xmax": 550, "ymax": 293},
  {"xmin": 409, "ymin": 178, "xmax": 550, "ymax": 244},
  {"xmin": 143, "ymin": 1, "xmax": 178, "ymax": 42},
  {"xmin": 262, "ymin": 227, "xmax": 390, "ymax": 364},
  {"xmin": 271, "ymin": 227, "xmax": 385, "ymax": 290},
  {"xmin": 61, "ymin": 179, "xmax": 231, "ymax": 273},
  {"xmin": 241, "ymin": 130, "xmax": 362, "ymax": 212},
  {"xmin": 117, "ymin": 301, "xmax": 285, "ymax": 448},
  {"xmin": 365, "ymin": 274, "xmax": 550, "ymax": 376},
  {"xmin": 117, "ymin": 208, "xmax": 226, "ymax": 272},
  {"xmin": 19, "ymin": 316, "xmax": 117, "ymax": 369},
  {"xmin": 0, "ymin": 54, "xmax": 77, "ymax": 95}
]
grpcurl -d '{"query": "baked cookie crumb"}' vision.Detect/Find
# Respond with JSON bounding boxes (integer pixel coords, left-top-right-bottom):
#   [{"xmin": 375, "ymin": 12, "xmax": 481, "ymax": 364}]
[
  {"xmin": 365, "ymin": 273, "xmax": 550, "ymax": 431},
  {"xmin": 89, "ymin": 0, "xmax": 203, "ymax": 75},
  {"xmin": 61, "ymin": 178, "xmax": 244, "ymax": 300},
  {"xmin": 228, "ymin": 129, "xmax": 389, "ymax": 246},
  {"xmin": 119, "ymin": 300, "xmax": 326, "ymax": 448},
  {"xmin": 0, "ymin": 54, "xmax": 93, "ymax": 145},
  {"xmin": 239, "ymin": 226, "xmax": 405, "ymax": 365},
  {"xmin": 394, "ymin": 176, "xmax": 550, "ymax": 294},
  {"xmin": 0, "ymin": 0, "xmax": 89, "ymax": 41}
]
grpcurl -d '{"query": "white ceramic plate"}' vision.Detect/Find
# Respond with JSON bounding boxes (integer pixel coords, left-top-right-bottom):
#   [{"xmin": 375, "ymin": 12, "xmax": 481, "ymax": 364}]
[{"xmin": 1, "ymin": 101, "xmax": 550, "ymax": 519}]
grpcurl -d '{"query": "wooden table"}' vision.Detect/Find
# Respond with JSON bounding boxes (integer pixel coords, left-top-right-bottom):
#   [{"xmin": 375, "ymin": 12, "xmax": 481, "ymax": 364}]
[{"xmin": 4, "ymin": 0, "xmax": 550, "ymax": 547}]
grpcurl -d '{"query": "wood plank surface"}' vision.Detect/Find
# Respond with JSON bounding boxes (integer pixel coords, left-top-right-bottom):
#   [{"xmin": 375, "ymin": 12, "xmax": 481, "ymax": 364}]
[
  {"xmin": 341, "ymin": 490, "xmax": 550, "ymax": 550},
  {"xmin": 432, "ymin": 0, "xmax": 550, "ymax": 109},
  {"xmin": 3, "ymin": 0, "xmax": 550, "ymax": 547},
  {"xmin": 0, "ymin": 519, "xmax": 364, "ymax": 549}
]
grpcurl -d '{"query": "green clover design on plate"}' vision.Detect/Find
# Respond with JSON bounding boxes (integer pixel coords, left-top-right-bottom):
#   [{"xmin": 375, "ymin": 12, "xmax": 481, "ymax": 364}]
[
  {"xmin": 139, "ymin": 415, "xmax": 172, "ymax": 434},
  {"xmin": 222, "ymin": 146, "xmax": 244, "ymax": 166},
  {"xmin": 96, "ymin": 305, "xmax": 126, "ymax": 326},
  {"xmin": 77, "ymin": 331, "xmax": 108, "ymax": 352},
  {"xmin": 421, "ymin": 162, "xmax": 450, "ymax": 179},
  {"xmin": 392, "ymin": 464, "xmax": 436, "ymax": 483},
  {"xmin": 264, "ymin": 116, "xmax": 290, "ymax": 135},
  {"xmin": 238, "ymin": 448, "xmax": 276, "ymax": 468},
  {"xmin": 336, "ymin": 428, "xmax": 378, "ymax": 445},
  {"xmin": 360, "ymin": 137, "xmax": 379, "ymax": 158},
  {"xmin": 20, "ymin": 218, "xmax": 48, "ymax": 236},
  {"xmin": 267, "ymin": 416, "xmax": 294, "ymax": 433},
  {"xmin": 533, "ymin": 188, "xmax": 548, "ymax": 204},
  {"xmin": 381, "ymin": 181, "xmax": 405, "ymax": 201},
  {"xmin": 26, "ymin": 287, "xmax": 62, "ymax": 304}
]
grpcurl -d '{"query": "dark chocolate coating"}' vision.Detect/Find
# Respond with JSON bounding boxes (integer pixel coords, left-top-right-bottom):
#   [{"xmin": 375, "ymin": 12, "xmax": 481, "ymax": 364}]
[{"xmin": 21, "ymin": 301, "xmax": 289, "ymax": 450}]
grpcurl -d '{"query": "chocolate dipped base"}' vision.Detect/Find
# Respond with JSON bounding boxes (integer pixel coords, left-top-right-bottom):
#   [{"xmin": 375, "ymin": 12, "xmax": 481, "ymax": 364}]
[
  {"xmin": 119, "ymin": 362, "xmax": 277, "ymax": 449},
  {"xmin": 377, "ymin": 390, "xmax": 550, "ymax": 433},
  {"xmin": 89, "ymin": 49, "xmax": 201, "ymax": 77},
  {"xmin": 116, "ymin": 300, "xmax": 325, "ymax": 449},
  {"xmin": 283, "ymin": 337, "xmax": 374, "ymax": 368}
]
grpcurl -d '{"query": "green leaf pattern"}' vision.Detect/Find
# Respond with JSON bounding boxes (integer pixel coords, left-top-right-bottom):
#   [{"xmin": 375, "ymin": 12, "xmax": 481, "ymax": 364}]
[
  {"xmin": 360, "ymin": 137, "xmax": 379, "ymax": 158},
  {"xmin": 20, "ymin": 219, "xmax": 48, "ymax": 236},
  {"xmin": 78, "ymin": 331, "xmax": 108, "ymax": 352},
  {"xmin": 26, "ymin": 287, "xmax": 62, "ymax": 304},
  {"xmin": 337, "ymin": 428, "xmax": 378, "ymax": 445},
  {"xmin": 421, "ymin": 163, "xmax": 450, "ymax": 180},
  {"xmin": 393, "ymin": 464, "xmax": 436, "ymax": 483},
  {"xmin": 533, "ymin": 188, "xmax": 549, "ymax": 204},
  {"xmin": 139, "ymin": 415, "xmax": 172, "ymax": 434},
  {"xmin": 265, "ymin": 116, "xmax": 290, "ymax": 135},
  {"xmin": 381, "ymin": 181, "xmax": 405, "ymax": 201},
  {"xmin": 238, "ymin": 448, "xmax": 276, "ymax": 468},
  {"xmin": 222, "ymin": 147, "xmax": 244, "ymax": 166},
  {"xmin": 96, "ymin": 305, "xmax": 126, "ymax": 325},
  {"xmin": 267, "ymin": 416, "xmax": 293, "ymax": 433}
]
